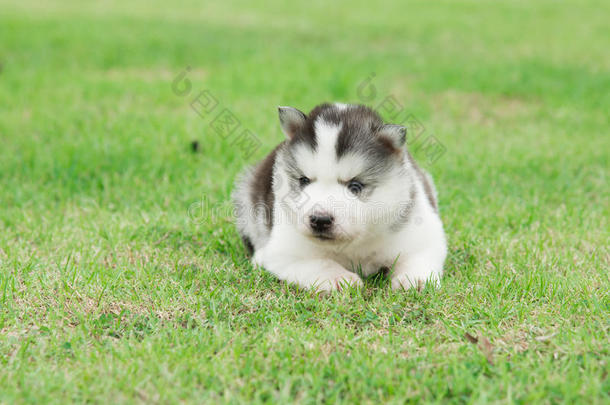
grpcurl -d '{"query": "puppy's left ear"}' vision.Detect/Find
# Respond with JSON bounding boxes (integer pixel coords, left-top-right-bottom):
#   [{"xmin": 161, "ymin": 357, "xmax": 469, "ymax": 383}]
[
  {"xmin": 377, "ymin": 124, "xmax": 406, "ymax": 149},
  {"xmin": 278, "ymin": 106, "xmax": 306, "ymax": 139}
]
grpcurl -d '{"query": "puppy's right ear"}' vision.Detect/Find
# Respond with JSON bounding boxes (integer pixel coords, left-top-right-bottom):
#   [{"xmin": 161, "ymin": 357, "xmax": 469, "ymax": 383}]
[{"xmin": 278, "ymin": 106, "xmax": 306, "ymax": 139}]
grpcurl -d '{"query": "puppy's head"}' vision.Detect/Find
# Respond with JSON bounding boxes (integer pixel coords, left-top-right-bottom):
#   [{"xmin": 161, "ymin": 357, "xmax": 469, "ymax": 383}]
[{"xmin": 275, "ymin": 103, "xmax": 413, "ymax": 244}]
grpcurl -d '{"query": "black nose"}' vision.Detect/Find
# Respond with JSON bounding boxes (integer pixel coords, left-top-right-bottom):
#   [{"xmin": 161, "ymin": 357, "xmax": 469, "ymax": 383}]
[{"xmin": 309, "ymin": 214, "xmax": 334, "ymax": 232}]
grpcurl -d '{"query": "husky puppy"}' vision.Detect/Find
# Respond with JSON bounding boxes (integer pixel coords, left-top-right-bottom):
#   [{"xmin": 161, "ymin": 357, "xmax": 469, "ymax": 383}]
[{"xmin": 233, "ymin": 103, "xmax": 447, "ymax": 292}]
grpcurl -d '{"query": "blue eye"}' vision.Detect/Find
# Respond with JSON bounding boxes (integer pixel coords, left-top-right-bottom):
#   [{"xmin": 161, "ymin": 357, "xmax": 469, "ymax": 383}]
[
  {"xmin": 347, "ymin": 180, "xmax": 364, "ymax": 194},
  {"xmin": 299, "ymin": 176, "xmax": 311, "ymax": 187}
]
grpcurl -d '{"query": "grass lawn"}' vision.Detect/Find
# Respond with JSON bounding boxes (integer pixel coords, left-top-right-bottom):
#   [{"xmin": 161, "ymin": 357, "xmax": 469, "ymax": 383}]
[{"xmin": 0, "ymin": 0, "xmax": 608, "ymax": 403}]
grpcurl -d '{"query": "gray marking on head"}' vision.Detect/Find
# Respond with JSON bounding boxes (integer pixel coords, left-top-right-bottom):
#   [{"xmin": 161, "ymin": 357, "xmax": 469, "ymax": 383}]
[
  {"xmin": 282, "ymin": 103, "xmax": 342, "ymax": 151},
  {"xmin": 330, "ymin": 105, "xmax": 406, "ymax": 189}
]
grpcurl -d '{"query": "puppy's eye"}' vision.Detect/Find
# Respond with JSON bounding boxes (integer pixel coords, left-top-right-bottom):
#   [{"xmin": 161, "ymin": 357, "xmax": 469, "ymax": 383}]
[
  {"xmin": 347, "ymin": 180, "xmax": 364, "ymax": 195},
  {"xmin": 298, "ymin": 176, "xmax": 311, "ymax": 187}
]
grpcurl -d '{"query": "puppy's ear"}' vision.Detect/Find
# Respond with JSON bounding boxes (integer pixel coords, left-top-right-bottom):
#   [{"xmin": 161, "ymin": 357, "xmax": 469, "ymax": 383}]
[
  {"xmin": 377, "ymin": 124, "xmax": 406, "ymax": 149},
  {"xmin": 278, "ymin": 106, "xmax": 306, "ymax": 139}
]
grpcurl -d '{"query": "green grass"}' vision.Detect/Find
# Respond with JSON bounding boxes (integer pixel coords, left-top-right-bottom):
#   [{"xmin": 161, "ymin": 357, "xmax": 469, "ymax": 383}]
[{"xmin": 1, "ymin": 0, "xmax": 608, "ymax": 403}]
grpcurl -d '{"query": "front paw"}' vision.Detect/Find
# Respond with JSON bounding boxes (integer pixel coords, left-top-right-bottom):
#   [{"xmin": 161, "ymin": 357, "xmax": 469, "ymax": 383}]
[
  {"xmin": 391, "ymin": 272, "xmax": 440, "ymax": 291},
  {"xmin": 314, "ymin": 271, "xmax": 363, "ymax": 293}
]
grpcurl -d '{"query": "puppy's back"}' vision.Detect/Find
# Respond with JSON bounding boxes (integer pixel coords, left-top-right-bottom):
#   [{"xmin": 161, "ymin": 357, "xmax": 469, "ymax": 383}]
[{"xmin": 232, "ymin": 143, "xmax": 283, "ymax": 254}]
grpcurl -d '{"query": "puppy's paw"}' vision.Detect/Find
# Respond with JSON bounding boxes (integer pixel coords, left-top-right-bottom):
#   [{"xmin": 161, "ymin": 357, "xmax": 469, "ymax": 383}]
[
  {"xmin": 314, "ymin": 270, "xmax": 363, "ymax": 293},
  {"xmin": 391, "ymin": 273, "xmax": 440, "ymax": 291}
]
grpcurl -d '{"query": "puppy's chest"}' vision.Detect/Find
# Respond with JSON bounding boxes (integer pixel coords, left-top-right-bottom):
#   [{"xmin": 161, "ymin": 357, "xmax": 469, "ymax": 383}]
[{"xmin": 333, "ymin": 245, "xmax": 396, "ymax": 277}]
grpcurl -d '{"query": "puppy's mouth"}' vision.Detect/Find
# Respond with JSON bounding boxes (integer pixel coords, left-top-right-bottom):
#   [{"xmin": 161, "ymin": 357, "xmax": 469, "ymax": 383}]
[
  {"xmin": 312, "ymin": 232, "xmax": 335, "ymax": 241},
  {"xmin": 310, "ymin": 229, "xmax": 350, "ymax": 242}
]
